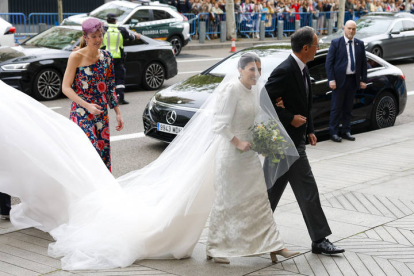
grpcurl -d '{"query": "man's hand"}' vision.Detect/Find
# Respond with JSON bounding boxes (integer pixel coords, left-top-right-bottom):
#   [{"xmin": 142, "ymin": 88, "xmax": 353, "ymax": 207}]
[
  {"xmin": 291, "ymin": 115, "xmax": 307, "ymax": 128},
  {"xmin": 275, "ymin": 97, "xmax": 285, "ymax": 108},
  {"xmin": 329, "ymin": 80, "xmax": 336, "ymax": 90},
  {"xmin": 360, "ymin": 82, "xmax": 367, "ymax": 89},
  {"xmin": 135, "ymin": 32, "xmax": 141, "ymax": 39},
  {"xmin": 308, "ymin": 133, "xmax": 317, "ymax": 146}
]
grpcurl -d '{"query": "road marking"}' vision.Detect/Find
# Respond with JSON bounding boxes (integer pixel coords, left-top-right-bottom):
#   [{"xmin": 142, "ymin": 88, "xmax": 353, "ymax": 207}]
[
  {"xmin": 110, "ymin": 132, "xmax": 145, "ymax": 142},
  {"xmin": 408, "ymin": 91, "xmax": 414, "ymax": 96},
  {"xmin": 177, "ymin": 58, "xmax": 223, "ymax": 63},
  {"xmin": 49, "ymin": 107, "xmax": 62, "ymax": 110},
  {"xmin": 178, "ymin": 71, "xmax": 202, "ymax": 75}
]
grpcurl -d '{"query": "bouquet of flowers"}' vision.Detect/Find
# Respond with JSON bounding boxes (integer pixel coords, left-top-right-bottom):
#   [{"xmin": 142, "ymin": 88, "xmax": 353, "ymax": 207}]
[{"xmin": 249, "ymin": 119, "xmax": 292, "ymax": 165}]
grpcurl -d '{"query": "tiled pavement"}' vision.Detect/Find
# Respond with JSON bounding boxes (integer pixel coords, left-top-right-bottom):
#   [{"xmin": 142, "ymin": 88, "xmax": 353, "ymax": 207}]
[{"xmin": 1, "ymin": 122, "xmax": 414, "ymax": 276}]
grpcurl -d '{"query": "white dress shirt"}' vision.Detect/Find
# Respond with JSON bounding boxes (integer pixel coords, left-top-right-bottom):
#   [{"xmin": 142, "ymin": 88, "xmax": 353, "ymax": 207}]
[
  {"xmin": 291, "ymin": 52, "xmax": 308, "ymax": 91},
  {"xmin": 344, "ymin": 34, "xmax": 356, "ymax": 75}
]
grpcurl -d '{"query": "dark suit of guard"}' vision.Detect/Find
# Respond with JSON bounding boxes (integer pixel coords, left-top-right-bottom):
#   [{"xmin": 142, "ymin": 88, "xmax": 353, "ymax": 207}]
[
  {"xmin": 264, "ymin": 54, "xmax": 332, "ymax": 242},
  {"xmin": 325, "ymin": 36, "xmax": 367, "ymax": 138}
]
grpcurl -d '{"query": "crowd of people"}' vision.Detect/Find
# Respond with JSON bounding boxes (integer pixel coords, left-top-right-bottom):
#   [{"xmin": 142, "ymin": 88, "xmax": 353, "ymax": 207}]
[{"xmin": 168, "ymin": 0, "xmax": 414, "ymax": 37}]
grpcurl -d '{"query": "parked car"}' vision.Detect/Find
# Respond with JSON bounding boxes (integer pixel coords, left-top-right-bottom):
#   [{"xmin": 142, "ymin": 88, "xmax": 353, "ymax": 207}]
[
  {"xmin": 143, "ymin": 44, "xmax": 407, "ymax": 142},
  {"xmin": 62, "ymin": 0, "xmax": 190, "ymax": 55},
  {"xmin": 319, "ymin": 14, "xmax": 414, "ymax": 60},
  {"xmin": 0, "ymin": 17, "xmax": 15, "ymax": 47},
  {"xmin": 0, "ymin": 25, "xmax": 177, "ymax": 101}
]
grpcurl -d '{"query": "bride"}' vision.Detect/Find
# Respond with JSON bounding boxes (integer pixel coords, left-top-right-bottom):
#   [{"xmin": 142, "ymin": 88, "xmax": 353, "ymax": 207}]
[{"xmin": 0, "ymin": 53, "xmax": 299, "ymax": 270}]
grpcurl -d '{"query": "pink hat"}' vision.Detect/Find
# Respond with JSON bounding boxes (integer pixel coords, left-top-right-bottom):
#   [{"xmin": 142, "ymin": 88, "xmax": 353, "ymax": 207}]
[{"xmin": 82, "ymin": 18, "xmax": 104, "ymax": 34}]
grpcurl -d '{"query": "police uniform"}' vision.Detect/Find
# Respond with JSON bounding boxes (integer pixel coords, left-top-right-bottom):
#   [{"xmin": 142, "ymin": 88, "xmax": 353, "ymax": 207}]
[{"xmin": 103, "ymin": 14, "xmax": 137, "ymax": 104}]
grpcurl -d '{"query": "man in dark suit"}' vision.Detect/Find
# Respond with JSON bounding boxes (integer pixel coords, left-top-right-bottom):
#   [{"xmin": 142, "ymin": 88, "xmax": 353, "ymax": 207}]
[
  {"xmin": 326, "ymin": 20, "xmax": 367, "ymax": 142},
  {"xmin": 265, "ymin": 26, "xmax": 344, "ymax": 255}
]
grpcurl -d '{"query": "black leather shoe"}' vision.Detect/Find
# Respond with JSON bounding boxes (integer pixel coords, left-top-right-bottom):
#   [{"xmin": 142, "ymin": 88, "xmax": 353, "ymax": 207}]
[
  {"xmin": 342, "ymin": 132, "xmax": 355, "ymax": 141},
  {"xmin": 331, "ymin": 134, "xmax": 342, "ymax": 142},
  {"xmin": 119, "ymin": 99, "xmax": 129, "ymax": 105},
  {"xmin": 312, "ymin": 239, "xmax": 345, "ymax": 254}
]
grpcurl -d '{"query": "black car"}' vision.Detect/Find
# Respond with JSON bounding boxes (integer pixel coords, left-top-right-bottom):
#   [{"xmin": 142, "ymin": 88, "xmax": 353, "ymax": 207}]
[
  {"xmin": 319, "ymin": 13, "xmax": 414, "ymax": 60},
  {"xmin": 143, "ymin": 44, "xmax": 407, "ymax": 142},
  {"xmin": 0, "ymin": 25, "xmax": 177, "ymax": 101}
]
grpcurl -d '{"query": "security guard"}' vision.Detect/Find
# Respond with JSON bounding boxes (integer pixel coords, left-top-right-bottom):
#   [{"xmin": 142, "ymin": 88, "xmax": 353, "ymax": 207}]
[{"xmin": 103, "ymin": 13, "xmax": 141, "ymax": 105}]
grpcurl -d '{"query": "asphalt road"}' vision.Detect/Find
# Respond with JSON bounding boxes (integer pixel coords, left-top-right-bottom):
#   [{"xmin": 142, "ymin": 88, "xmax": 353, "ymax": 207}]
[{"xmin": 39, "ymin": 47, "xmax": 414, "ymax": 178}]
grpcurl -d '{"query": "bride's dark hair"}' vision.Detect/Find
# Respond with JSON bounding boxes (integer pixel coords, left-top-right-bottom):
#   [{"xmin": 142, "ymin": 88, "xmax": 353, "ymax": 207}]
[{"xmin": 238, "ymin": 53, "xmax": 261, "ymax": 69}]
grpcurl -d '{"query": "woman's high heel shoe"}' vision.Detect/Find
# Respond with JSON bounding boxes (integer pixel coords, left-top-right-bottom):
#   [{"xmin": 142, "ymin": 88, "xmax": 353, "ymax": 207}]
[
  {"xmin": 207, "ymin": 255, "xmax": 230, "ymax": 264},
  {"xmin": 270, "ymin": 249, "xmax": 300, "ymax": 263}
]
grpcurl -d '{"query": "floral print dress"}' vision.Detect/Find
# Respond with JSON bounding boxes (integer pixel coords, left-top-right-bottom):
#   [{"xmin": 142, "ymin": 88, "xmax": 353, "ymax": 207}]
[{"xmin": 70, "ymin": 50, "xmax": 118, "ymax": 172}]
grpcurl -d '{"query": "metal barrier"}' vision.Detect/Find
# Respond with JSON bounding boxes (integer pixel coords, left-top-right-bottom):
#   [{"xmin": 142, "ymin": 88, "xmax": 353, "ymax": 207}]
[
  {"xmin": 237, "ymin": 13, "xmax": 270, "ymax": 38},
  {"xmin": 28, "ymin": 13, "xmax": 81, "ymax": 34},
  {"xmin": 198, "ymin": 12, "xmax": 226, "ymax": 40},
  {"xmin": 183, "ymin": 13, "xmax": 198, "ymax": 41},
  {"xmin": 0, "ymin": 13, "xmax": 27, "ymax": 41}
]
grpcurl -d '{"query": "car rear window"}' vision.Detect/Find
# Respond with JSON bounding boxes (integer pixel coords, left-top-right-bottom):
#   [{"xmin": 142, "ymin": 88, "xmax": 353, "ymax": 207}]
[
  {"xmin": 153, "ymin": 10, "xmax": 173, "ymax": 20},
  {"xmin": 357, "ymin": 18, "xmax": 392, "ymax": 34},
  {"xmin": 90, "ymin": 3, "xmax": 134, "ymax": 22}
]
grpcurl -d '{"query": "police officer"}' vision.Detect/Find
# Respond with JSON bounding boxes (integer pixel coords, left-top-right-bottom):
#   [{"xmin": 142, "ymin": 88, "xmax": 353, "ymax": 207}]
[{"xmin": 103, "ymin": 13, "xmax": 141, "ymax": 105}]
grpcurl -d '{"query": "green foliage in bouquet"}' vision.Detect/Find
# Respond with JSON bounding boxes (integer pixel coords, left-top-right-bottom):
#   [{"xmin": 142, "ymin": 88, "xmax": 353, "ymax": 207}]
[{"xmin": 249, "ymin": 119, "xmax": 291, "ymax": 165}]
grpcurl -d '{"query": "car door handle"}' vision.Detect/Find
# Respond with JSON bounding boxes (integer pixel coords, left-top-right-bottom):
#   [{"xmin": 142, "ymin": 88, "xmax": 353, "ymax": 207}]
[
  {"xmin": 367, "ymin": 82, "xmax": 373, "ymax": 86},
  {"xmin": 326, "ymin": 91, "xmax": 332, "ymax": 95}
]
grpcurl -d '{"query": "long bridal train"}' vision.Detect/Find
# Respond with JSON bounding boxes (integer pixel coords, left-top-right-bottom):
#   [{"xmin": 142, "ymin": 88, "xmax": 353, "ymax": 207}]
[{"xmin": 0, "ymin": 80, "xmax": 220, "ymax": 269}]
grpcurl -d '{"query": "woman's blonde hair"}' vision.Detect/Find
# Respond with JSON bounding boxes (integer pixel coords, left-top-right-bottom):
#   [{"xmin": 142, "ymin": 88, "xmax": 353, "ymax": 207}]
[{"xmin": 79, "ymin": 32, "xmax": 87, "ymax": 49}]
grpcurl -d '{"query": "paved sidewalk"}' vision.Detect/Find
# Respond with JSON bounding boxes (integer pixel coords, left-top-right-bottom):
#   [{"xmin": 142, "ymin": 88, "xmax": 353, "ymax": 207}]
[{"xmin": 1, "ymin": 123, "xmax": 414, "ymax": 275}]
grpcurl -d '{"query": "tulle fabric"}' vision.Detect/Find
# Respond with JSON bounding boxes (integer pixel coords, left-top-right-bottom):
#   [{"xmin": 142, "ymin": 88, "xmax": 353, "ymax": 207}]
[{"xmin": 0, "ymin": 56, "xmax": 298, "ymax": 270}]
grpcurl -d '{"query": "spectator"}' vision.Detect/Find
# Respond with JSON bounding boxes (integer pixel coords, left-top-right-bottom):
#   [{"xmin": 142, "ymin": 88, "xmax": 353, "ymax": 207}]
[
  {"xmin": 397, "ymin": 0, "xmax": 405, "ymax": 10},
  {"xmin": 369, "ymin": 0, "xmax": 377, "ymax": 11},
  {"xmin": 345, "ymin": 0, "xmax": 354, "ymax": 19},
  {"xmin": 176, "ymin": 0, "xmax": 193, "ymax": 13},
  {"xmin": 252, "ymin": 0, "xmax": 263, "ymax": 38},
  {"xmin": 366, "ymin": 0, "xmax": 372, "ymax": 10},
  {"xmin": 323, "ymin": 0, "xmax": 332, "ymax": 32},
  {"xmin": 191, "ymin": 0, "xmax": 201, "ymax": 14},
  {"xmin": 291, "ymin": 0, "xmax": 301, "ymax": 19},
  {"xmin": 220, "ymin": 0, "xmax": 226, "ymax": 12},
  {"xmin": 242, "ymin": 0, "xmax": 254, "ymax": 12},
  {"xmin": 212, "ymin": 2, "xmax": 224, "ymax": 14},
  {"xmin": 316, "ymin": 0, "xmax": 325, "ymax": 34},
  {"xmin": 376, "ymin": 0, "xmax": 384, "ymax": 11}
]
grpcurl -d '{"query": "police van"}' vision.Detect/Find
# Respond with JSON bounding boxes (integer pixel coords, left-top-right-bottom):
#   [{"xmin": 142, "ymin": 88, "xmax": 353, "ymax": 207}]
[{"xmin": 62, "ymin": 0, "xmax": 190, "ymax": 55}]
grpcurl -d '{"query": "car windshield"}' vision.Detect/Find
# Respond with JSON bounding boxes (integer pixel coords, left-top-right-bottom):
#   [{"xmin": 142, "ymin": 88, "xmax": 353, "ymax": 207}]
[
  {"xmin": 25, "ymin": 27, "xmax": 82, "ymax": 50},
  {"xmin": 208, "ymin": 47, "xmax": 289, "ymax": 80},
  {"xmin": 356, "ymin": 18, "xmax": 392, "ymax": 34},
  {"xmin": 90, "ymin": 3, "xmax": 134, "ymax": 22}
]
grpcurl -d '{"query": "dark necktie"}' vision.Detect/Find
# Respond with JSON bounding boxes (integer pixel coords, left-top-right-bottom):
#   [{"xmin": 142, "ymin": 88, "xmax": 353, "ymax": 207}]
[
  {"xmin": 349, "ymin": 40, "xmax": 355, "ymax": 72},
  {"xmin": 302, "ymin": 66, "xmax": 308, "ymax": 97}
]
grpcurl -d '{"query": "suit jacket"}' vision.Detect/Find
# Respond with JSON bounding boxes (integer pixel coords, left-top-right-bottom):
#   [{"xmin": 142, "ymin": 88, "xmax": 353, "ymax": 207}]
[
  {"xmin": 265, "ymin": 55, "xmax": 314, "ymax": 147},
  {"xmin": 325, "ymin": 36, "xmax": 368, "ymax": 89}
]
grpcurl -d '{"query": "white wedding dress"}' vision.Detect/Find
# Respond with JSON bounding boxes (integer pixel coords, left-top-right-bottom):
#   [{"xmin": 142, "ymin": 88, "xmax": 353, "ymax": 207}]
[
  {"xmin": 207, "ymin": 79, "xmax": 284, "ymax": 257},
  {"xmin": 0, "ymin": 68, "xmax": 296, "ymax": 270}
]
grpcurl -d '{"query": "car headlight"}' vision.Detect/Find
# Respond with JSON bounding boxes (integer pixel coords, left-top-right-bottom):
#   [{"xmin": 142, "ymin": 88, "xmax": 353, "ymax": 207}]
[{"xmin": 1, "ymin": 63, "xmax": 30, "ymax": 71}]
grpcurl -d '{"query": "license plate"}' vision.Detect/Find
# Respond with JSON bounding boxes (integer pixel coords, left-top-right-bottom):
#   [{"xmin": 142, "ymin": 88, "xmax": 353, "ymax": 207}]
[{"xmin": 157, "ymin": 123, "xmax": 183, "ymax": 134}]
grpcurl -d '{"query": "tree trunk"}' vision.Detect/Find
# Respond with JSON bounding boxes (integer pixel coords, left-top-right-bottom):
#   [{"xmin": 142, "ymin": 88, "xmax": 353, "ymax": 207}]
[
  {"xmin": 58, "ymin": 0, "xmax": 63, "ymax": 24},
  {"xmin": 225, "ymin": 0, "xmax": 236, "ymax": 40},
  {"xmin": 337, "ymin": 0, "xmax": 346, "ymax": 31}
]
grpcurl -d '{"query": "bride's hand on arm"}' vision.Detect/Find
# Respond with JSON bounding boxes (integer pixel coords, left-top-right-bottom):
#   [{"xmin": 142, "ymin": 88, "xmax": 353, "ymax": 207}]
[{"xmin": 231, "ymin": 136, "xmax": 252, "ymax": 152}]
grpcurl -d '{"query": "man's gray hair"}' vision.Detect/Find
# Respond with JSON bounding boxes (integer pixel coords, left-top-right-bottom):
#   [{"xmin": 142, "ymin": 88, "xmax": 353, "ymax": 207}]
[{"xmin": 291, "ymin": 26, "xmax": 316, "ymax": 53}]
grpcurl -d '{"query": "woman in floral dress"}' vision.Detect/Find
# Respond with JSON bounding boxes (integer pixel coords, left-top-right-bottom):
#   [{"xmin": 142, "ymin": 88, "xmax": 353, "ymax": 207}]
[{"xmin": 62, "ymin": 18, "xmax": 124, "ymax": 172}]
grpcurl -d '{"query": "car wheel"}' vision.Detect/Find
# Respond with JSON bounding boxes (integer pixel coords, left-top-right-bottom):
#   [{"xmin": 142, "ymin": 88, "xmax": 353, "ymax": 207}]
[
  {"xmin": 33, "ymin": 68, "xmax": 62, "ymax": 101},
  {"xmin": 169, "ymin": 36, "xmax": 182, "ymax": 56},
  {"xmin": 371, "ymin": 46, "xmax": 383, "ymax": 58},
  {"xmin": 370, "ymin": 91, "xmax": 397, "ymax": 130},
  {"xmin": 142, "ymin": 62, "xmax": 165, "ymax": 90}
]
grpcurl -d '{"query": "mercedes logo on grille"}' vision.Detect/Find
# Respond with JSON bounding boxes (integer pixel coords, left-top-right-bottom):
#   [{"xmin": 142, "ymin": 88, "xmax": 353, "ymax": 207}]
[{"xmin": 166, "ymin": 110, "xmax": 177, "ymax": 125}]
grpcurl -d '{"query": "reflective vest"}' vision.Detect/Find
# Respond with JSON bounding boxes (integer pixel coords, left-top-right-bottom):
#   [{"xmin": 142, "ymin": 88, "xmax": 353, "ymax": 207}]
[{"xmin": 103, "ymin": 24, "xmax": 123, "ymax": 59}]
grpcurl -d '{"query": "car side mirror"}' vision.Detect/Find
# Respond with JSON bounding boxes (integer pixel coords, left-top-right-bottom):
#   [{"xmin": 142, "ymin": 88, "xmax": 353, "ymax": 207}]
[
  {"xmin": 390, "ymin": 30, "xmax": 400, "ymax": 35},
  {"xmin": 130, "ymin": 19, "xmax": 139, "ymax": 28}
]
